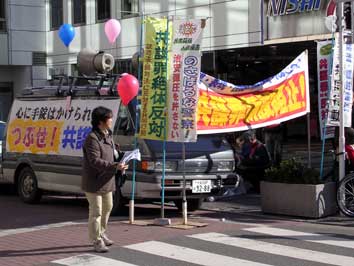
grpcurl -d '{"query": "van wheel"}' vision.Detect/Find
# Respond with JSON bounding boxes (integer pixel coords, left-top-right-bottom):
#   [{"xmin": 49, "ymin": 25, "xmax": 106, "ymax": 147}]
[
  {"xmin": 111, "ymin": 188, "xmax": 125, "ymax": 215},
  {"xmin": 18, "ymin": 167, "xmax": 42, "ymax": 204},
  {"xmin": 174, "ymin": 198, "xmax": 203, "ymax": 212}
]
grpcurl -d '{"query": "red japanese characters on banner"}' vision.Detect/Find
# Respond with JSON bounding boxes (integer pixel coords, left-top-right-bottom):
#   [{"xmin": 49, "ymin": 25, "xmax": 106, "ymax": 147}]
[
  {"xmin": 170, "ymin": 54, "xmax": 182, "ymax": 140},
  {"xmin": 317, "ymin": 40, "xmax": 335, "ymax": 139},
  {"xmin": 197, "ymin": 51, "xmax": 310, "ymax": 134},
  {"xmin": 8, "ymin": 120, "xmax": 63, "ymax": 154},
  {"xmin": 197, "ymin": 72, "xmax": 308, "ymax": 133}
]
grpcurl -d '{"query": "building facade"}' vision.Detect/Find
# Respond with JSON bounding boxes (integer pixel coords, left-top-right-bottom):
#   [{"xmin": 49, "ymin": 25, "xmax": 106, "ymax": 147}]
[
  {"xmin": 0, "ymin": 0, "xmax": 263, "ymax": 122},
  {"xmin": 262, "ymin": 0, "xmax": 334, "ymax": 139},
  {"xmin": 46, "ymin": 0, "xmax": 263, "ymax": 76},
  {"xmin": 0, "ymin": 0, "xmax": 47, "ymax": 121},
  {"xmin": 0, "ymin": 0, "xmax": 337, "ymax": 140}
]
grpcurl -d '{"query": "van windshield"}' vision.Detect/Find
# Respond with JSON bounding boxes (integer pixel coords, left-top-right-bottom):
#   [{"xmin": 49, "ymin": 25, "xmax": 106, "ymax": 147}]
[{"xmin": 145, "ymin": 134, "xmax": 231, "ymax": 158}]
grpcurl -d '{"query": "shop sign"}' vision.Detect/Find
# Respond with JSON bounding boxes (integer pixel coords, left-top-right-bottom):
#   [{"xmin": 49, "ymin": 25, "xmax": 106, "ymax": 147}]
[{"xmin": 268, "ymin": 0, "xmax": 322, "ymax": 16}]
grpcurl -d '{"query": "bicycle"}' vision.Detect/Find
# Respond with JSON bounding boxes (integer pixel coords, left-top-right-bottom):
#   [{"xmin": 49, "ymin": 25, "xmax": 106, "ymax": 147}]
[
  {"xmin": 327, "ymin": 150, "xmax": 354, "ymax": 217},
  {"xmin": 337, "ymin": 172, "xmax": 354, "ymax": 217}
]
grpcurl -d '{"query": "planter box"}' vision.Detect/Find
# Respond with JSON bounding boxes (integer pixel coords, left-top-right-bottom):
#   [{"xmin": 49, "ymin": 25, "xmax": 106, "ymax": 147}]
[{"xmin": 260, "ymin": 181, "xmax": 338, "ymax": 218}]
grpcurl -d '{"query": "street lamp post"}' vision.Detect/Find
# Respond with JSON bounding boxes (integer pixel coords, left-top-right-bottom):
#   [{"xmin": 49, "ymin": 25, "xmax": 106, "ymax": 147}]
[{"xmin": 337, "ymin": 1, "xmax": 346, "ymax": 182}]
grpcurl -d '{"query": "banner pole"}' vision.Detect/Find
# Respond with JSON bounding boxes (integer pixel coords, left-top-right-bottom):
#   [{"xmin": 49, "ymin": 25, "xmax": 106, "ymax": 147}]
[
  {"xmin": 161, "ymin": 144, "xmax": 166, "ymax": 218},
  {"xmin": 129, "ymin": 1, "xmax": 144, "ymax": 224},
  {"xmin": 337, "ymin": 2, "xmax": 346, "ymax": 182},
  {"xmin": 182, "ymin": 142, "xmax": 187, "ymax": 225},
  {"xmin": 160, "ymin": 17, "xmax": 170, "ymax": 220},
  {"xmin": 307, "ymin": 113, "xmax": 311, "ymax": 168}
]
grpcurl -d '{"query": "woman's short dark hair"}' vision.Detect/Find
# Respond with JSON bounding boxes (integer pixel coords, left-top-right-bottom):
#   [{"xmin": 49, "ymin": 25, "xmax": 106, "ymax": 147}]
[{"xmin": 91, "ymin": 106, "xmax": 113, "ymax": 129}]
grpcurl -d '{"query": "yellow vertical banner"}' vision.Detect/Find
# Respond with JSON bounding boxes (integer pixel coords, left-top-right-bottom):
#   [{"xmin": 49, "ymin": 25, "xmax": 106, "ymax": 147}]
[{"xmin": 139, "ymin": 17, "xmax": 172, "ymax": 140}]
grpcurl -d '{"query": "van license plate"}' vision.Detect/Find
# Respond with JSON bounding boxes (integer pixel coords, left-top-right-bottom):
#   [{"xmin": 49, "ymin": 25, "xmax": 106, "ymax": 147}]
[{"xmin": 192, "ymin": 180, "xmax": 211, "ymax": 193}]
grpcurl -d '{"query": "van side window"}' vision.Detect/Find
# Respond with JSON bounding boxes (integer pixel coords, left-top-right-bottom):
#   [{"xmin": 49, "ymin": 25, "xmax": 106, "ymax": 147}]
[{"xmin": 114, "ymin": 104, "xmax": 135, "ymax": 136}]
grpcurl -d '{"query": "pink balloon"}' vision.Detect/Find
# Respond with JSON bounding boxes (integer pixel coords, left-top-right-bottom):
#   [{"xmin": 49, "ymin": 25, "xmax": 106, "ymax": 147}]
[
  {"xmin": 104, "ymin": 19, "xmax": 121, "ymax": 44},
  {"xmin": 117, "ymin": 74, "xmax": 139, "ymax": 105}
]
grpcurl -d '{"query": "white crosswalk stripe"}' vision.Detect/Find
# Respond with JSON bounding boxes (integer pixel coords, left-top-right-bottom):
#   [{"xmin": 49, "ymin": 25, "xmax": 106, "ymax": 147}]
[
  {"xmin": 188, "ymin": 232, "xmax": 354, "ymax": 266},
  {"xmin": 125, "ymin": 240, "xmax": 273, "ymax": 266},
  {"xmin": 52, "ymin": 254, "xmax": 138, "ymax": 266},
  {"xmin": 51, "ymin": 226, "xmax": 354, "ymax": 266},
  {"xmin": 244, "ymin": 227, "xmax": 354, "ymax": 249}
]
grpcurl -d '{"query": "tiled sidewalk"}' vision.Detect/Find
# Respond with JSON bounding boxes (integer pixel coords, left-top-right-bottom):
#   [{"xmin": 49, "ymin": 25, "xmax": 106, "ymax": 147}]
[{"xmin": 0, "ymin": 216, "xmax": 249, "ymax": 266}]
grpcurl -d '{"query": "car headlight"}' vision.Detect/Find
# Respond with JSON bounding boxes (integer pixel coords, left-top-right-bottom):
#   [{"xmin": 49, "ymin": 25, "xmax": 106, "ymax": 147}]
[
  {"xmin": 216, "ymin": 161, "xmax": 234, "ymax": 172},
  {"xmin": 141, "ymin": 160, "xmax": 177, "ymax": 172}
]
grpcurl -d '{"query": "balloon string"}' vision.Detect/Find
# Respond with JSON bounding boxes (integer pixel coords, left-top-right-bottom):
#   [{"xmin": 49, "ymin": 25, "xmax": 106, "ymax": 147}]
[{"xmin": 131, "ymin": 11, "xmax": 144, "ymax": 202}]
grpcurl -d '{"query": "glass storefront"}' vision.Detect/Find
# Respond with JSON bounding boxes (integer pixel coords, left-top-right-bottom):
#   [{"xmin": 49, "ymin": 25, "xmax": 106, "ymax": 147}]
[{"xmin": 201, "ymin": 41, "xmax": 320, "ymax": 142}]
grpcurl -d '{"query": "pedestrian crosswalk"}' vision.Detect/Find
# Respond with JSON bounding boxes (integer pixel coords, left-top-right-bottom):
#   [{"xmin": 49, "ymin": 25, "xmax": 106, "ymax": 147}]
[
  {"xmin": 244, "ymin": 227, "xmax": 354, "ymax": 249},
  {"xmin": 51, "ymin": 226, "xmax": 354, "ymax": 266},
  {"xmin": 126, "ymin": 241, "xmax": 272, "ymax": 266},
  {"xmin": 189, "ymin": 233, "xmax": 354, "ymax": 266},
  {"xmin": 53, "ymin": 254, "xmax": 137, "ymax": 266}
]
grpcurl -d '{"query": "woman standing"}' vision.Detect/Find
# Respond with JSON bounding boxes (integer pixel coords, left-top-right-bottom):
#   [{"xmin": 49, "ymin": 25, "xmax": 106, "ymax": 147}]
[{"xmin": 82, "ymin": 106, "xmax": 127, "ymax": 253}]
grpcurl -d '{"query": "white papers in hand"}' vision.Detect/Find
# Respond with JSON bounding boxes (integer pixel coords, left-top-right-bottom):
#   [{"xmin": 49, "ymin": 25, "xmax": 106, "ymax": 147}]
[{"xmin": 120, "ymin": 149, "xmax": 141, "ymax": 164}]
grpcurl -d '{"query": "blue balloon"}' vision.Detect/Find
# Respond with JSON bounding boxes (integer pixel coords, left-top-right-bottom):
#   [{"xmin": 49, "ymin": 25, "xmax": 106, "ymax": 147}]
[{"xmin": 58, "ymin": 24, "xmax": 75, "ymax": 47}]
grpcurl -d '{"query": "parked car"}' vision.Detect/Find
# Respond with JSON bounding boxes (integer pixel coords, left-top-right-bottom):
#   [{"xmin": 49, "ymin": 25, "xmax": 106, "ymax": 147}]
[{"xmin": 0, "ymin": 76, "xmax": 239, "ymax": 213}]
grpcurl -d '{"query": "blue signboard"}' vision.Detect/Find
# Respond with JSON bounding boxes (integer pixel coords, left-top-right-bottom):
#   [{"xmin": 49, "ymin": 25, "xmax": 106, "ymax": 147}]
[{"xmin": 268, "ymin": 0, "xmax": 322, "ymax": 16}]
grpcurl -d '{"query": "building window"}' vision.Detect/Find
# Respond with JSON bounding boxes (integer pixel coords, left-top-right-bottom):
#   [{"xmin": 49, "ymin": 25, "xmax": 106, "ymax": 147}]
[
  {"xmin": 0, "ymin": 0, "xmax": 6, "ymax": 31},
  {"xmin": 73, "ymin": 0, "xmax": 86, "ymax": 25},
  {"xmin": 121, "ymin": 0, "xmax": 139, "ymax": 18},
  {"xmin": 51, "ymin": 0, "xmax": 63, "ymax": 30},
  {"xmin": 114, "ymin": 59, "xmax": 137, "ymax": 77},
  {"xmin": 97, "ymin": 0, "xmax": 110, "ymax": 22},
  {"xmin": 32, "ymin": 52, "xmax": 47, "ymax": 66}
]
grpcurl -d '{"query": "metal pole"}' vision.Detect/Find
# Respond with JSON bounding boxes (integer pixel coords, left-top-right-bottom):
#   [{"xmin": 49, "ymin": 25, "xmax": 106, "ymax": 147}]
[
  {"xmin": 161, "ymin": 146, "xmax": 166, "ymax": 218},
  {"xmin": 129, "ymin": 0, "xmax": 144, "ymax": 224},
  {"xmin": 352, "ymin": 2, "xmax": 354, "ymax": 44},
  {"xmin": 307, "ymin": 113, "xmax": 311, "ymax": 168},
  {"xmin": 337, "ymin": 2, "xmax": 346, "ymax": 182},
  {"xmin": 161, "ymin": 17, "xmax": 170, "ymax": 219},
  {"xmin": 260, "ymin": 0, "xmax": 264, "ymax": 45},
  {"xmin": 182, "ymin": 142, "xmax": 187, "ymax": 225}
]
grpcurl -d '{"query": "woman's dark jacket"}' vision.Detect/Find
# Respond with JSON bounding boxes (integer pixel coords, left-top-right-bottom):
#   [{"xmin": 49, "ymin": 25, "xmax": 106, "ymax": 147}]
[{"xmin": 81, "ymin": 129, "xmax": 117, "ymax": 193}]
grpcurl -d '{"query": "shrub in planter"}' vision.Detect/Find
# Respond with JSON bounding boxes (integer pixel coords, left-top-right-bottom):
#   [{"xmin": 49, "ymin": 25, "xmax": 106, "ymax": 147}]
[
  {"xmin": 261, "ymin": 158, "xmax": 337, "ymax": 218},
  {"xmin": 264, "ymin": 158, "xmax": 321, "ymax": 184}
]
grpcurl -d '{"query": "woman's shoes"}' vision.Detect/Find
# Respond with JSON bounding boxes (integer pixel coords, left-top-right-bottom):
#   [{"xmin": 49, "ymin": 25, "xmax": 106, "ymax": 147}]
[
  {"xmin": 93, "ymin": 239, "xmax": 109, "ymax": 253},
  {"xmin": 93, "ymin": 233, "xmax": 114, "ymax": 252},
  {"xmin": 101, "ymin": 233, "xmax": 114, "ymax": 246}
]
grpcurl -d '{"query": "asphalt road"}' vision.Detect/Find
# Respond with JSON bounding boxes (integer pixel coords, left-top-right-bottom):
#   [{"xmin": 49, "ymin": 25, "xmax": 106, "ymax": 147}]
[{"xmin": 1, "ymin": 184, "xmax": 354, "ymax": 266}]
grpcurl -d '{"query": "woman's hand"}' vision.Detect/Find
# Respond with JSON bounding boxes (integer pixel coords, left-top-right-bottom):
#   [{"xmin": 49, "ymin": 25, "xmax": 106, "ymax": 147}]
[{"xmin": 116, "ymin": 163, "xmax": 128, "ymax": 173}]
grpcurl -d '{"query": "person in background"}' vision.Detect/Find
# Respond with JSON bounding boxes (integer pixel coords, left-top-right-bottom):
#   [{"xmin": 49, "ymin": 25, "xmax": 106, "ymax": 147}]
[
  {"xmin": 236, "ymin": 130, "xmax": 271, "ymax": 193},
  {"xmin": 263, "ymin": 123, "xmax": 283, "ymax": 167},
  {"xmin": 332, "ymin": 127, "xmax": 354, "ymax": 178},
  {"xmin": 82, "ymin": 106, "xmax": 128, "ymax": 253},
  {"xmin": 344, "ymin": 127, "xmax": 354, "ymax": 172}
]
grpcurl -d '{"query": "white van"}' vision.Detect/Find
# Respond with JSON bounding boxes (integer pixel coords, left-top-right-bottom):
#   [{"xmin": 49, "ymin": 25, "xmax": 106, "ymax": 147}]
[{"xmin": 0, "ymin": 77, "xmax": 239, "ymax": 213}]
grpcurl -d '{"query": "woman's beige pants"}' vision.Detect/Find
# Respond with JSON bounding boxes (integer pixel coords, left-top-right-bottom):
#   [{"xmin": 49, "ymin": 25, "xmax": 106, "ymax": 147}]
[{"xmin": 85, "ymin": 192, "xmax": 113, "ymax": 242}]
